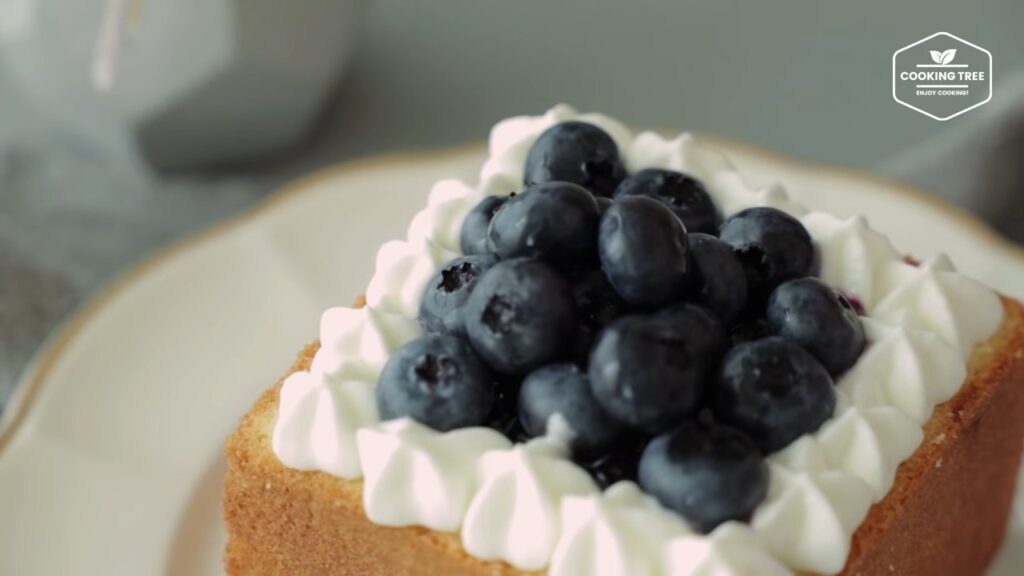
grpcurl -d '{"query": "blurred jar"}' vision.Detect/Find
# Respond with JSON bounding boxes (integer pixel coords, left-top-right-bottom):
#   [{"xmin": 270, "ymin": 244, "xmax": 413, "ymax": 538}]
[{"xmin": 0, "ymin": 0, "xmax": 358, "ymax": 169}]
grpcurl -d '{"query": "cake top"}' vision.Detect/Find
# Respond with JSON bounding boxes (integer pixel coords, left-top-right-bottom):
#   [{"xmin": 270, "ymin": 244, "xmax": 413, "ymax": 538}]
[{"xmin": 271, "ymin": 105, "xmax": 1004, "ymax": 575}]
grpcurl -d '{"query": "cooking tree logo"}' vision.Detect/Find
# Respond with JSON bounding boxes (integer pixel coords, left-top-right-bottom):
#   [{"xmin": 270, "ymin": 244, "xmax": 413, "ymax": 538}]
[
  {"xmin": 929, "ymin": 48, "xmax": 958, "ymax": 66},
  {"xmin": 893, "ymin": 32, "xmax": 992, "ymax": 121}
]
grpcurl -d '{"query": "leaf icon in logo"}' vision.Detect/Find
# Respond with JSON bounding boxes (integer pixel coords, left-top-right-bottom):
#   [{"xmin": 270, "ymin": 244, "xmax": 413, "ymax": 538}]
[
  {"xmin": 930, "ymin": 50, "xmax": 944, "ymax": 64},
  {"xmin": 940, "ymin": 49, "xmax": 957, "ymax": 64}
]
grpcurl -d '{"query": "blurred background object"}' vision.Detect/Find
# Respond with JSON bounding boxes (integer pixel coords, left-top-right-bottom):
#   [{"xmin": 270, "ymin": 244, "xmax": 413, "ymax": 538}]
[
  {"xmin": 0, "ymin": 0, "xmax": 1022, "ymax": 408},
  {"xmin": 1, "ymin": 0, "xmax": 357, "ymax": 169}
]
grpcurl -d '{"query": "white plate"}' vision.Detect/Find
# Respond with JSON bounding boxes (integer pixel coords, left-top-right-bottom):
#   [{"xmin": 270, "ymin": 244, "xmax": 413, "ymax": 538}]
[{"xmin": 1, "ymin": 140, "xmax": 1022, "ymax": 575}]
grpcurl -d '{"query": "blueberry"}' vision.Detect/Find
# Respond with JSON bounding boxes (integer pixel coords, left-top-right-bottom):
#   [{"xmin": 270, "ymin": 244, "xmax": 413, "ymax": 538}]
[
  {"xmin": 519, "ymin": 363, "xmax": 627, "ymax": 459},
  {"xmin": 719, "ymin": 207, "xmax": 815, "ymax": 295},
  {"xmin": 599, "ymin": 196, "xmax": 690, "ymax": 308},
  {"xmin": 524, "ymin": 121, "xmax": 626, "ymax": 197},
  {"xmin": 712, "ymin": 337, "xmax": 836, "ymax": 453},
  {"xmin": 419, "ymin": 254, "xmax": 498, "ymax": 335},
  {"xmin": 766, "ymin": 277, "xmax": 866, "ymax": 375},
  {"xmin": 613, "ymin": 169, "xmax": 720, "ymax": 234},
  {"xmin": 488, "ymin": 182, "xmax": 600, "ymax": 264},
  {"xmin": 460, "ymin": 195, "xmax": 509, "ymax": 255},
  {"xmin": 376, "ymin": 334, "xmax": 496, "ymax": 431},
  {"xmin": 658, "ymin": 303, "xmax": 728, "ymax": 361},
  {"xmin": 688, "ymin": 233, "xmax": 749, "ymax": 324},
  {"xmin": 638, "ymin": 421, "xmax": 768, "ymax": 533},
  {"xmin": 595, "ymin": 196, "xmax": 613, "ymax": 216},
  {"xmin": 464, "ymin": 258, "xmax": 576, "ymax": 374},
  {"xmin": 569, "ymin": 268, "xmax": 627, "ymax": 365},
  {"xmin": 588, "ymin": 314, "xmax": 709, "ymax": 433}
]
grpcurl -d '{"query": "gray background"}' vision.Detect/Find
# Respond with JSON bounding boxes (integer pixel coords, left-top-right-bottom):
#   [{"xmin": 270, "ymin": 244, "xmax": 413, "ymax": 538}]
[{"xmin": 2, "ymin": 0, "xmax": 1024, "ymax": 408}]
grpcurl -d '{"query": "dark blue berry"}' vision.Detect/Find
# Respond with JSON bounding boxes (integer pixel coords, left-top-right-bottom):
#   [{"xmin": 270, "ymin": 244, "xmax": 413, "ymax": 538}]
[
  {"xmin": 464, "ymin": 258, "xmax": 576, "ymax": 374},
  {"xmin": 613, "ymin": 169, "xmax": 720, "ymax": 234},
  {"xmin": 657, "ymin": 303, "xmax": 728, "ymax": 361},
  {"xmin": 588, "ymin": 314, "xmax": 708, "ymax": 433},
  {"xmin": 524, "ymin": 121, "xmax": 625, "ymax": 197},
  {"xmin": 713, "ymin": 336, "xmax": 836, "ymax": 453},
  {"xmin": 569, "ymin": 268, "xmax": 626, "ymax": 365},
  {"xmin": 376, "ymin": 334, "xmax": 496, "ymax": 431},
  {"xmin": 638, "ymin": 422, "xmax": 768, "ymax": 533},
  {"xmin": 595, "ymin": 196, "xmax": 613, "ymax": 216},
  {"xmin": 519, "ymin": 363, "xmax": 627, "ymax": 459},
  {"xmin": 488, "ymin": 182, "xmax": 600, "ymax": 264},
  {"xmin": 419, "ymin": 254, "xmax": 498, "ymax": 335},
  {"xmin": 766, "ymin": 277, "xmax": 866, "ymax": 375},
  {"xmin": 688, "ymin": 233, "xmax": 749, "ymax": 324},
  {"xmin": 460, "ymin": 195, "xmax": 509, "ymax": 255},
  {"xmin": 598, "ymin": 196, "xmax": 690, "ymax": 308},
  {"xmin": 719, "ymin": 207, "xmax": 815, "ymax": 295}
]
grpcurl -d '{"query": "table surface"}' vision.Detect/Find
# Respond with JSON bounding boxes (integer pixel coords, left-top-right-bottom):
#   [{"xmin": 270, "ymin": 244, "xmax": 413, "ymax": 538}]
[{"xmin": 2, "ymin": 0, "xmax": 1023, "ymax": 410}]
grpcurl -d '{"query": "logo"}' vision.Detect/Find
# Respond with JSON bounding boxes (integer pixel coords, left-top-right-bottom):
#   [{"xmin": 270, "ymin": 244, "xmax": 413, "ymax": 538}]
[{"xmin": 892, "ymin": 32, "xmax": 992, "ymax": 121}]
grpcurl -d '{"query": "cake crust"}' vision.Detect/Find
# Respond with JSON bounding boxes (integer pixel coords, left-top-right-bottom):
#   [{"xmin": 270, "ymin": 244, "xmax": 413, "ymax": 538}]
[{"xmin": 224, "ymin": 298, "xmax": 1024, "ymax": 576}]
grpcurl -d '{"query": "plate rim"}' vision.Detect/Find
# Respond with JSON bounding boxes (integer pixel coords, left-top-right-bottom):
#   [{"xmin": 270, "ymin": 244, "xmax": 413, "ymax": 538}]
[{"xmin": 2, "ymin": 136, "xmax": 1022, "ymax": 460}]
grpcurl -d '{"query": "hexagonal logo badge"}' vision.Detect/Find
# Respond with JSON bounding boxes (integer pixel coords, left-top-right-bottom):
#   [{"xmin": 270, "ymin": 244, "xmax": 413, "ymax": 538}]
[{"xmin": 893, "ymin": 32, "xmax": 992, "ymax": 121}]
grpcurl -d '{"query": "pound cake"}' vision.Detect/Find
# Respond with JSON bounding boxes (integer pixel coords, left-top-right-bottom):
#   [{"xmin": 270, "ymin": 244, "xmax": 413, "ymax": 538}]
[{"xmin": 224, "ymin": 105, "xmax": 1024, "ymax": 575}]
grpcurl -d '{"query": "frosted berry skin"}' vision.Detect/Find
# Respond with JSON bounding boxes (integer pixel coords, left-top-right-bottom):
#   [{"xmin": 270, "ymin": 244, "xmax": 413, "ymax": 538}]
[
  {"xmin": 639, "ymin": 421, "xmax": 768, "ymax": 533},
  {"xmin": 687, "ymin": 233, "xmax": 749, "ymax": 324},
  {"xmin": 524, "ymin": 121, "xmax": 626, "ymax": 197},
  {"xmin": 487, "ymin": 181, "xmax": 601, "ymax": 265},
  {"xmin": 518, "ymin": 363, "xmax": 627, "ymax": 459},
  {"xmin": 613, "ymin": 168, "xmax": 720, "ymax": 234},
  {"xmin": 719, "ymin": 207, "xmax": 815, "ymax": 296},
  {"xmin": 419, "ymin": 254, "xmax": 498, "ymax": 336},
  {"xmin": 376, "ymin": 334, "xmax": 497, "ymax": 432},
  {"xmin": 460, "ymin": 195, "xmax": 509, "ymax": 255},
  {"xmin": 464, "ymin": 258, "xmax": 576, "ymax": 375},
  {"xmin": 588, "ymin": 313, "xmax": 711, "ymax": 434},
  {"xmin": 712, "ymin": 336, "xmax": 836, "ymax": 453},
  {"xmin": 766, "ymin": 277, "xmax": 867, "ymax": 376},
  {"xmin": 598, "ymin": 196, "xmax": 691, "ymax": 308}
]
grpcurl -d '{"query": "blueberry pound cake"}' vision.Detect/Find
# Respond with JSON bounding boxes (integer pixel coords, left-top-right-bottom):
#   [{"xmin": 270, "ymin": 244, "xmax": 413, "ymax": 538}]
[{"xmin": 224, "ymin": 105, "xmax": 1024, "ymax": 576}]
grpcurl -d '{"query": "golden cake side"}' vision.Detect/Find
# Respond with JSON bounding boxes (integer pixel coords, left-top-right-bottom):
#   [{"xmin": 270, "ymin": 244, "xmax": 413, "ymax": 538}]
[{"xmin": 224, "ymin": 298, "xmax": 1024, "ymax": 576}]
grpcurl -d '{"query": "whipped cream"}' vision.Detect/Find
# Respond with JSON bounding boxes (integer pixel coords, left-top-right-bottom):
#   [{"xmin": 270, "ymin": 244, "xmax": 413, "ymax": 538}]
[
  {"xmin": 406, "ymin": 179, "xmax": 485, "ymax": 252},
  {"xmin": 461, "ymin": 439, "xmax": 599, "ymax": 571},
  {"xmin": 548, "ymin": 481, "xmax": 691, "ymax": 576},
  {"xmin": 364, "ymin": 240, "xmax": 458, "ymax": 319},
  {"xmin": 800, "ymin": 213, "xmax": 902, "ymax": 309},
  {"xmin": 310, "ymin": 305, "xmax": 422, "ymax": 381},
  {"xmin": 271, "ymin": 105, "xmax": 1005, "ymax": 576},
  {"xmin": 356, "ymin": 418, "xmax": 511, "ymax": 531},
  {"xmin": 873, "ymin": 255, "xmax": 1003, "ymax": 358},
  {"xmin": 773, "ymin": 391, "xmax": 922, "ymax": 500},
  {"xmin": 752, "ymin": 464, "xmax": 874, "ymax": 574},
  {"xmin": 272, "ymin": 371, "xmax": 378, "ymax": 478},
  {"xmin": 839, "ymin": 318, "xmax": 966, "ymax": 425},
  {"xmin": 665, "ymin": 523, "xmax": 791, "ymax": 576}
]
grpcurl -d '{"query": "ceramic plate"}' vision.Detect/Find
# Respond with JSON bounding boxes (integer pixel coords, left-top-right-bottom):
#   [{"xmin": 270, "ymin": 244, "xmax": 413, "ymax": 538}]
[{"xmin": 1, "ymin": 139, "xmax": 1022, "ymax": 575}]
